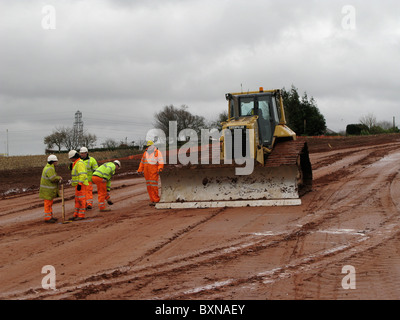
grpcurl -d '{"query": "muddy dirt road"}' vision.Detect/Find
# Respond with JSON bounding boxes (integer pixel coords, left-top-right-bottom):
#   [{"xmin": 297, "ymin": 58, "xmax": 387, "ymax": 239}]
[{"xmin": 1, "ymin": 134, "xmax": 400, "ymax": 300}]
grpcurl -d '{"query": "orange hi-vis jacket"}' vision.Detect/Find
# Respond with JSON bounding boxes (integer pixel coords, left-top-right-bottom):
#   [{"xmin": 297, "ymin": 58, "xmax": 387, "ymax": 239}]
[{"xmin": 138, "ymin": 146, "xmax": 164, "ymax": 202}]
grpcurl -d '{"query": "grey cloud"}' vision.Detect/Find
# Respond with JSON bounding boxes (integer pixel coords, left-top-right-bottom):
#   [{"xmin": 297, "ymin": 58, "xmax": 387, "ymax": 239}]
[{"xmin": 1, "ymin": 0, "xmax": 400, "ymax": 155}]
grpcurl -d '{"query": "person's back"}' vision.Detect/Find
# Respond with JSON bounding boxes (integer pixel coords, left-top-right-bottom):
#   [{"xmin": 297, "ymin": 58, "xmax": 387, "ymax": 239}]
[{"xmin": 92, "ymin": 160, "xmax": 121, "ymax": 211}]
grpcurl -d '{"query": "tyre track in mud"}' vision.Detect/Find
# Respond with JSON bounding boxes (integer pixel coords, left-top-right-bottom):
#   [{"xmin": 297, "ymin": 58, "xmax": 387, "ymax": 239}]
[
  {"xmin": 0, "ymin": 179, "xmax": 144, "ymax": 220},
  {"xmin": 135, "ymin": 143, "xmax": 400, "ymax": 299},
  {"xmin": 286, "ymin": 170, "xmax": 400, "ymax": 300},
  {"xmin": 2, "ymin": 138, "xmax": 400, "ymax": 299},
  {"xmin": 176, "ymin": 144, "xmax": 400, "ymax": 299},
  {"xmin": 310, "ymin": 142, "xmax": 390, "ymax": 170},
  {"xmin": 127, "ymin": 207, "xmax": 227, "ymax": 267},
  {"xmin": 0, "ymin": 185, "xmax": 150, "ymax": 245},
  {"xmin": 2, "ymin": 207, "xmax": 229, "ymax": 299},
  {"xmin": 0, "ymin": 179, "xmax": 152, "ymax": 299},
  {"xmin": 18, "ymin": 146, "xmax": 399, "ymax": 300},
  {"xmin": 148, "ymin": 145, "xmax": 400, "ymax": 300}
]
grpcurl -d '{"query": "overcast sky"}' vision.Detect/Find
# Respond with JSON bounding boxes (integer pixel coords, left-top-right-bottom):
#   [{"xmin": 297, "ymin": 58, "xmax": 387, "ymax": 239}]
[{"xmin": 1, "ymin": 0, "xmax": 399, "ymax": 156}]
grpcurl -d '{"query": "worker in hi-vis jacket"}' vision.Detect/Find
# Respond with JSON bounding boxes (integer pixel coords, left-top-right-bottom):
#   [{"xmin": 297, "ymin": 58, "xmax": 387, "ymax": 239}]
[
  {"xmin": 68, "ymin": 150, "xmax": 89, "ymax": 220},
  {"xmin": 39, "ymin": 154, "xmax": 62, "ymax": 223},
  {"xmin": 79, "ymin": 147, "xmax": 98, "ymax": 209},
  {"xmin": 92, "ymin": 160, "xmax": 121, "ymax": 212},
  {"xmin": 137, "ymin": 140, "xmax": 164, "ymax": 205}
]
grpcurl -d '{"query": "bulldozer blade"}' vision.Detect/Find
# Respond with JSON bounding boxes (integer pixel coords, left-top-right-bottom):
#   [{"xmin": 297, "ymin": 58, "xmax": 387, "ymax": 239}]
[
  {"xmin": 156, "ymin": 164, "xmax": 302, "ymax": 209},
  {"xmin": 155, "ymin": 139, "xmax": 312, "ymax": 209}
]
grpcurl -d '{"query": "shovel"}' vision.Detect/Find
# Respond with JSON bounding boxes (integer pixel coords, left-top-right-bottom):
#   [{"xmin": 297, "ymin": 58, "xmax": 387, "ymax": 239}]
[{"xmin": 60, "ymin": 184, "xmax": 70, "ymax": 224}]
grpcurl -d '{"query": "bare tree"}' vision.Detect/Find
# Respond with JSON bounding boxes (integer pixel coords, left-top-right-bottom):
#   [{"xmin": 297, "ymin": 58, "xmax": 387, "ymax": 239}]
[
  {"xmin": 44, "ymin": 126, "xmax": 98, "ymax": 151},
  {"xmin": 359, "ymin": 113, "xmax": 377, "ymax": 130},
  {"xmin": 63, "ymin": 127, "xmax": 79, "ymax": 150},
  {"xmin": 44, "ymin": 127, "xmax": 67, "ymax": 152},
  {"xmin": 81, "ymin": 133, "xmax": 97, "ymax": 149},
  {"xmin": 101, "ymin": 138, "xmax": 118, "ymax": 150},
  {"xmin": 134, "ymin": 138, "xmax": 147, "ymax": 150},
  {"xmin": 154, "ymin": 105, "xmax": 206, "ymax": 137}
]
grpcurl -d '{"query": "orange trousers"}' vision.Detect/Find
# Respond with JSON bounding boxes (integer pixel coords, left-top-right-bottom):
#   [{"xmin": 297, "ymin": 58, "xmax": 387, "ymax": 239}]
[
  {"xmin": 143, "ymin": 164, "xmax": 160, "ymax": 203},
  {"xmin": 74, "ymin": 184, "xmax": 87, "ymax": 218},
  {"xmin": 92, "ymin": 176, "xmax": 110, "ymax": 210},
  {"xmin": 44, "ymin": 199, "xmax": 54, "ymax": 221},
  {"xmin": 86, "ymin": 181, "xmax": 94, "ymax": 207}
]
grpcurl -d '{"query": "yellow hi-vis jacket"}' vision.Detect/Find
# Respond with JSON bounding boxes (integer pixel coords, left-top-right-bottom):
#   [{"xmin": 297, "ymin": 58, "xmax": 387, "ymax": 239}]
[
  {"xmin": 39, "ymin": 163, "xmax": 61, "ymax": 200},
  {"xmin": 71, "ymin": 158, "xmax": 89, "ymax": 187},
  {"xmin": 82, "ymin": 156, "xmax": 98, "ymax": 182},
  {"xmin": 93, "ymin": 162, "xmax": 117, "ymax": 192}
]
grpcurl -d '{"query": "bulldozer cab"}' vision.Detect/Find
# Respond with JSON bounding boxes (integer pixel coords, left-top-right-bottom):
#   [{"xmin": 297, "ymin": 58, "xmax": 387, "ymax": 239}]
[{"xmin": 227, "ymin": 90, "xmax": 280, "ymax": 149}]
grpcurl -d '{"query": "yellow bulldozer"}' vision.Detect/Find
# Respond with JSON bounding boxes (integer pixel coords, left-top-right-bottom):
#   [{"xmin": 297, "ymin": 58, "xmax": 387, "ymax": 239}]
[{"xmin": 156, "ymin": 87, "xmax": 312, "ymax": 209}]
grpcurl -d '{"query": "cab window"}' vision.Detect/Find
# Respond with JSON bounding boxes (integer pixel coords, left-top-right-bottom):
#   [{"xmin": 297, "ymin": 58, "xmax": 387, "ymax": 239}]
[
  {"xmin": 258, "ymin": 98, "xmax": 270, "ymax": 121},
  {"xmin": 239, "ymin": 97, "xmax": 255, "ymax": 116}
]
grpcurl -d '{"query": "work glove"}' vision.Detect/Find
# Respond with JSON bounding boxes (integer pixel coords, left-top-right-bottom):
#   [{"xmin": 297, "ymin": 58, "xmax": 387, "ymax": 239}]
[{"xmin": 77, "ymin": 184, "xmax": 81, "ymax": 191}]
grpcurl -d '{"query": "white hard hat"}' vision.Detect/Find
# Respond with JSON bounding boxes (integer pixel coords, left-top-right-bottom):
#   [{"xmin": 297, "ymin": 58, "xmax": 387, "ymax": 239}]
[
  {"xmin": 80, "ymin": 147, "xmax": 88, "ymax": 153},
  {"xmin": 47, "ymin": 155, "xmax": 58, "ymax": 162},
  {"xmin": 114, "ymin": 160, "xmax": 121, "ymax": 168},
  {"xmin": 68, "ymin": 150, "xmax": 78, "ymax": 159}
]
